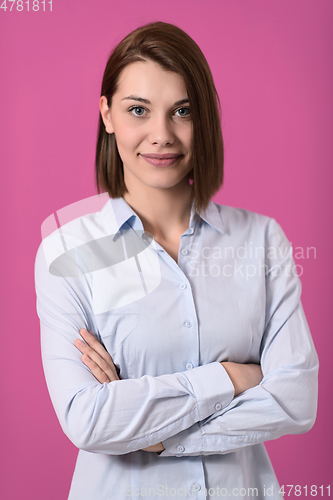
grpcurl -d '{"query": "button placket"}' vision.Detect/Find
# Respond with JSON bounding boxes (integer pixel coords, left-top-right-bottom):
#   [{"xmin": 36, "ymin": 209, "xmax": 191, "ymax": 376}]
[{"xmin": 174, "ymin": 242, "xmax": 200, "ymax": 376}]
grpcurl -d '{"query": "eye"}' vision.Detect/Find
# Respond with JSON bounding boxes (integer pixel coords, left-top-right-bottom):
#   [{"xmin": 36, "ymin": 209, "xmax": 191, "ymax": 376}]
[
  {"xmin": 128, "ymin": 106, "xmax": 147, "ymax": 117},
  {"xmin": 175, "ymin": 107, "xmax": 191, "ymax": 118}
]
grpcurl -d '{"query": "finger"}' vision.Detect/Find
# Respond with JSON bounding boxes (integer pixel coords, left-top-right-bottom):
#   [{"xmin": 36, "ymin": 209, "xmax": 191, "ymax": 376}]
[
  {"xmin": 81, "ymin": 354, "xmax": 111, "ymax": 384},
  {"xmin": 79, "ymin": 329, "xmax": 114, "ymax": 363},
  {"xmin": 75, "ymin": 332, "xmax": 119, "ymax": 381},
  {"xmin": 75, "ymin": 338, "xmax": 119, "ymax": 382},
  {"xmin": 142, "ymin": 443, "xmax": 165, "ymax": 452}
]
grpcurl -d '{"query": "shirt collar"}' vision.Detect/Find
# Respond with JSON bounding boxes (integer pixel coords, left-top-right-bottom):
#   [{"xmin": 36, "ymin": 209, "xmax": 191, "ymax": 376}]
[
  {"xmin": 99, "ymin": 196, "xmax": 144, "ymax": 240},
  {"xmin": 100, "ymin": 196, "xmax": 225, "ymax": 238},
  {"xmin": 194, "ymin": 199, "xmax": 225, "ymax": 234}
]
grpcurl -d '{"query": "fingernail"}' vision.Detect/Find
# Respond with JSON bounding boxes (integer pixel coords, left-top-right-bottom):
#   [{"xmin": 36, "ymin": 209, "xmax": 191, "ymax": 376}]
[{"xmin": 76, "ymin": 339, "xmax": 85, "ymax": 346}]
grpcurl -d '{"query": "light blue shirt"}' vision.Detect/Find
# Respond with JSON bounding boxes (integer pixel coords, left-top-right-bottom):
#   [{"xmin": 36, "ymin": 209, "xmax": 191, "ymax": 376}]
[{"xmin": 34, "ymin": 195, "xmax": 318, "ymax": 500}]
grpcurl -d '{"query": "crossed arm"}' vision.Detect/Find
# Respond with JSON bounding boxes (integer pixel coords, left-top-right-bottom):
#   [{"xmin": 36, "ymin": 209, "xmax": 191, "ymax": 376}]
[
  {"xmin": 37, "ymin": 218, "xmax": 318, "ymax": 457},
  {"xmin": 75, "ymin": 328, "xmax": 264, "ymax": 453}
]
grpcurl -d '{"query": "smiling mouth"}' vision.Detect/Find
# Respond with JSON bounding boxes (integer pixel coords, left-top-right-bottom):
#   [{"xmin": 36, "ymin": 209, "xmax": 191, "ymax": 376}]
[
  {"xmin": 140, "ymin": 154, "xmax": 182, "ymax": 167},
  {"xmin": 140, "ymin": 153, "xmax": 182, "ymax": 160}
]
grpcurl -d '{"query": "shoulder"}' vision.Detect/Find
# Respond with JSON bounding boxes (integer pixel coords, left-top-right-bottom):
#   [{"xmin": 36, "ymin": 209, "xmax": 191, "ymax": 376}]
[
  {"xmin": 211, "ymin": 202, "xmax": 273, "ymax": 233},
  {"xmin": 209, "ymin": 202, "xmax": 290, "ymax": 247},
  {"xmin": 34, "ymin": 193, "xmax": 112, "ymax": 277}
]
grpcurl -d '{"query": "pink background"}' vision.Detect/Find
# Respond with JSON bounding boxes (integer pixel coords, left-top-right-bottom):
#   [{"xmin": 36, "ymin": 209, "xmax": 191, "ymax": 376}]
[{"xmin": 1, "ymin": 0, "xmax": 332, "ymax": 498}]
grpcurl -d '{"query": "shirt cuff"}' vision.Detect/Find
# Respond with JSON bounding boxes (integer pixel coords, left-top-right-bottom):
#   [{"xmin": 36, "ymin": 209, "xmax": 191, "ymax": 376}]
[
  {"xmin": 159, "ymin": 423, "xmax": 203, "ymax": 457},
  {"xmin": 182, "ymin": 361, "xmax": 235, "ymax": 422},
  {"xmin": 159, "ymin": 362, "xmax": 234, "ymax": 457}
]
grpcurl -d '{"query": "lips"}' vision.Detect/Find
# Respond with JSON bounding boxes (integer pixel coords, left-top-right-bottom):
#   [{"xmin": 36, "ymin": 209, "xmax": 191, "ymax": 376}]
[
  {"xmin": 140, "ymin": 153, "xmax": 181, "ymax": 159},
  {"xmin": 140, "ymin": 153, "xmax": 182, "ymax": 167}
]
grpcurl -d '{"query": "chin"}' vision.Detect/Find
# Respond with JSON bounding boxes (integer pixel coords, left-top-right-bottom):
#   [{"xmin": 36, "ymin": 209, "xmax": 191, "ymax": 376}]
[
  {"xmin": 148, "ymin": 177, "xmax": 189, "ymax": 190},
  {"xmin": 124, "ymin": 169, "xmax": 191, "ymax": 193}
]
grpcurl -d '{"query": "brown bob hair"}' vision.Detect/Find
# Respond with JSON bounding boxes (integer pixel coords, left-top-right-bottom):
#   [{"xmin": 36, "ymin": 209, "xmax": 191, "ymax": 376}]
[{"xmin": 95, "ymin": 21, "xmax": 224, "ymax": 214}]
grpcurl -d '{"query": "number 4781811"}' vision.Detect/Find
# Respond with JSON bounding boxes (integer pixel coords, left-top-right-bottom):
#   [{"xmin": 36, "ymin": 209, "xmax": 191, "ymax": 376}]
[
  {"xmin": 0, "ymin": 0, "xmax": 52, "ymax": 11},
  {"xmin": 279, "ymin": 485, "xmax": 330, "ymax": 496}
]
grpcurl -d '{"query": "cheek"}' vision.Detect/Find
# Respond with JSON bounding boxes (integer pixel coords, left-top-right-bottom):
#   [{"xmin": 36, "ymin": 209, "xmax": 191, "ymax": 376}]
[
  {"xmin": 116, "ymin": 126, "xmax": 143, "ymax": 153},
  {"xmin": 181, "ymin": 125, "xmax": 193, "ymax": 151}
]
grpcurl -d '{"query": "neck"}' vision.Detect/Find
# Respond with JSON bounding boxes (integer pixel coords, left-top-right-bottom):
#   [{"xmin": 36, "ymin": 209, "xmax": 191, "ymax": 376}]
[{"xmin": 123, "ymin": 180, "xmax": 193, "ymax": 240}]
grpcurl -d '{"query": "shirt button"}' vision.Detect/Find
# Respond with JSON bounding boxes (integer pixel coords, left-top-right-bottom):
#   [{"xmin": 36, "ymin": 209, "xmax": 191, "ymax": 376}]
[
  {"xmin": 215, "ymin": 403, "xmax": 222, "ymax": 411},
  {"xmin": 179, "ymin": 283, "xmax": 187, "ymax": 290},
  {"xmin": 186, "ymin": 362, "xmax": 194, "ymax": 370},
  {"xmin": 193, "ymin": 484, "xmax": 201, "ymax": 492},
  {"xmin": 176, "ymin": 445, "xmax": 185, "ymax": 453},
  {"xmin": 185, "ymin": 321, "xmax": 192, "ymax": 328},
  {"xmin": 181, "ymin": 249, "xmax": 189, "ymax": 256}
]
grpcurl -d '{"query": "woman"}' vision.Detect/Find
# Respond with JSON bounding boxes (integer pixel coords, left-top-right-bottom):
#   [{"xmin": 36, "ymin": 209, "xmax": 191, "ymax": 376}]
[{"xmin": 35, "ymin": 21, "xmax": 318, "ymax": 499}]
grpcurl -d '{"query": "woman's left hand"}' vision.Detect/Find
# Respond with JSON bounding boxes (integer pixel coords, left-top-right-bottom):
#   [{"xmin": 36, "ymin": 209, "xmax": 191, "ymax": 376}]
[
  {"xmin": 142, "ymin": 443, "xmax": 165, "ymax": 453},
  {"xmin": 75, "ymin": 328, "xmax": 120, "ymax": 383}
]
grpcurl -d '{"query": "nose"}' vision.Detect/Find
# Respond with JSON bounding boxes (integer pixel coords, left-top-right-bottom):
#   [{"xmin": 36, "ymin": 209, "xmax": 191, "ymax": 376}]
[{"xmin": 148, "ymin": 113, "xmax": 174, "ymax": 146}]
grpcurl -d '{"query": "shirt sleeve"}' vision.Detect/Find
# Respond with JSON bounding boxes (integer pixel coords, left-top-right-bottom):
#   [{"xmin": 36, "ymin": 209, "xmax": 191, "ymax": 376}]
[
  {"xmin": 160, "ymin": 218, "xmax": 319, "ymax": 457},
  {"xmin": 35, "ymin": 241, "xmax": 235, "ymax": 456}
]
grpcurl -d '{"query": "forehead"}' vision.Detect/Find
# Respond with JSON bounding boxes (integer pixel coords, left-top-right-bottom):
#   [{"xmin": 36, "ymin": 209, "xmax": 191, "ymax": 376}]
[{"xmin": 114, "ymin": 60, "xmax": 188, "ymax": 101}]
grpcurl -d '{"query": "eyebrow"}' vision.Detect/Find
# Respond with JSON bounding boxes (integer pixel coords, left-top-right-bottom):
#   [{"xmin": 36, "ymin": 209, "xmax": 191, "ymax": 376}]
[{"xmin": 121, "ymin": 95, "xmax": 189, "ymax": 106}]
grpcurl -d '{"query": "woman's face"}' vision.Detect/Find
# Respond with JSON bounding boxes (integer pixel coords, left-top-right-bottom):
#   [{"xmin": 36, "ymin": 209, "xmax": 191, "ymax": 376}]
[{"xmin": 100, "ymin": 60, "xmax": 193, "ymax": 195}]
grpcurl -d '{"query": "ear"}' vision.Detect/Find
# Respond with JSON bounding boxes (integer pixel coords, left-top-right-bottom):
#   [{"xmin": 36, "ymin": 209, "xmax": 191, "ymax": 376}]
[{"xmin": 99, "ymin": 96, "xmax": 114, "ymax": 134}]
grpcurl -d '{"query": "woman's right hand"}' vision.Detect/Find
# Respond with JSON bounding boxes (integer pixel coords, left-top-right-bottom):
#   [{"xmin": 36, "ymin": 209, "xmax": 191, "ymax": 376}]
[{"xmin": 221, "ymin": 362, "xmax": 263, "ymax": 396}]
